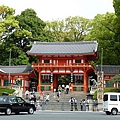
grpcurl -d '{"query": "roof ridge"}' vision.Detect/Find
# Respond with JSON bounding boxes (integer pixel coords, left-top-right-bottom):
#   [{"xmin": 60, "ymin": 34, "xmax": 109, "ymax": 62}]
[
  {"xmin": 0, "ymin": 65, "xmax": 30, "ymax": 68},
  {"xmin": 34, "ymin": 41, "xmax": 97, "ymax": 45},
  {"xmin": 97, "ymin": 65, "xmax": 120, "ymax": 67}
]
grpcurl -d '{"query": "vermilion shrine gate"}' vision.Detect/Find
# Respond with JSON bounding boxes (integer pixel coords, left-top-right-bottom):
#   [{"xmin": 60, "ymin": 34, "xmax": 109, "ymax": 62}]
[{"xmin": 27, "ymin": 41, "xmax": 98, "ymax": 92}]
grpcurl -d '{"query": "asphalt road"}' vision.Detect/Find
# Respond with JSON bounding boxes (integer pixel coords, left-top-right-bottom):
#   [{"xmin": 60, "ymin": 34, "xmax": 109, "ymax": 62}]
[{"xmin": 0, "ymin": 111, "xmax": 120, "ymax": 120}]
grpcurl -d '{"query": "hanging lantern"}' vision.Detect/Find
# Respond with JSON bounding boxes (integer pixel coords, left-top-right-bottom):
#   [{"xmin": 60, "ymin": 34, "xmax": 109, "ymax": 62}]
[
  {"xmin": 51, "ymin": 73, "xmax": 53, "ymax": 82},
  {"xmin": 71, "ymin": 73, "xmax": 73, "ymax": 82}
]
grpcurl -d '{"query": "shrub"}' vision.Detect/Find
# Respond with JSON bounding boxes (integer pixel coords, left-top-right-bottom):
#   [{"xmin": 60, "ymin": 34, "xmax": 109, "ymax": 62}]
[
  {"xmin": 0, "ymin": 88, "xmax": 15, "ymax": 96},
  {"xmin": 93, "ymin": 88, "xmax": 120, "ymax": 99}
]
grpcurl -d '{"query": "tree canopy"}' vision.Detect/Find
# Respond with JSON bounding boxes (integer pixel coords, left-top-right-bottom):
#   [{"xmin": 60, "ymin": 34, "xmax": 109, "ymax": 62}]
[
  {"xmin": 0, "ymin": 5, "xmax": 31, "ymax": 65},
  {"xmin": 85, "ymin": 12, "xmax": 120, "ymax": 66},
  {"xmin": 15, "ymin": 8, "xmax": 48, "ymax": 42},
  {"xmin": 0, "ymin": 2, "xmax": 120, "ymax": 67},
  {"xmin": 45, "ymin": 16, "xmax": 91, "ymax": 42},
  {"xmin": 109, "ymin": 74, "xmax": 120, "ymax": 88}
]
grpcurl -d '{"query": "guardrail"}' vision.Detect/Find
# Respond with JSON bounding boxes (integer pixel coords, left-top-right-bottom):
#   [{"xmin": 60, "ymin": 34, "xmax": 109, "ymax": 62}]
[{"xmin": 29, "ymin": 101, "xmax": 103, "ymax": 111}]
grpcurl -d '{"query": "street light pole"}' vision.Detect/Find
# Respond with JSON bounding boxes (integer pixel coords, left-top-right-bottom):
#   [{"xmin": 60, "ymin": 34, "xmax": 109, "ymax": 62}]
[{"xmin": 8, "ymin": 49, "xmax": 11, "ymax": 86}]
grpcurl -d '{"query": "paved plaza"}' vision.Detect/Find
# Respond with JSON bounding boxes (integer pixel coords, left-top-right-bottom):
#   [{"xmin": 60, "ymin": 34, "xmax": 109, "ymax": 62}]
[{"xmin": 0, "ymin": 111, "xmax": 120, "ymax": 120}]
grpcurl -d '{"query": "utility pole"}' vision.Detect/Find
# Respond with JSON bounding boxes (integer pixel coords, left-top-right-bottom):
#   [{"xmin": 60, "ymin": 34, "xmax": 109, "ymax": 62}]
[
  {"xmin": 101, "ymin": 48, "xmax": 103, "ymax": 72},
  {"xmin": 8, "ymin": 49, "xmax": 11, "ymax": 86}
]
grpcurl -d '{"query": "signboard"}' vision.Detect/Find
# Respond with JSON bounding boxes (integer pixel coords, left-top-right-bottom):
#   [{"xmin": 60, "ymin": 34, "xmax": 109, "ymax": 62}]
[{"xmin": 97, "ymin": 71, "xmax": 104, "ymax": 103}]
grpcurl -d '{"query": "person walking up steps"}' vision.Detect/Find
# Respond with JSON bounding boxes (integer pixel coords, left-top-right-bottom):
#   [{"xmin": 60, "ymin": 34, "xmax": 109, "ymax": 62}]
[
  {"xmin": 45, "ymin": 93, "xmax": 49, "ymax": 104},
  {"xmin": 57, "ymin": 90, "xmax": 61, "ymax": 102},
  {"xmin": 66, "ymin": 84, "xmax": 69, "ymax": 94}
]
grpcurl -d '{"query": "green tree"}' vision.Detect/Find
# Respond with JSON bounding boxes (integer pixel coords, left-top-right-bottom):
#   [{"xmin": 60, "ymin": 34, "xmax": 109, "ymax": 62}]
[
  {"xmin": 15, "ymin": 8, "xmax": 56, "ymax": 63},
  {"xmin": 64, "ymin": 16, "xmax": 91, "ymax": 42},
  {"xmin": 85, "ymin": 12, "xmax": 120, "ymax": 65},
  {"xmin": 0, "ymin": 5, "xmax": 19, "ymax": 39},
  {"xmin": 112, "ymin": 0, "xmax": 120, "ymax": 65},
  {"xmin": 113, "ymin": 0, "xmax": 120, "ymax": 41},
  {"xmin": 45, "ymin": 16, "xmax": 91, "ymax": 42},
  {"xmin": 45, "ymin": 20, "xmax": 66, "ymax": 42},
  {"xmin": 15, "ymin": 8, "xmax": 47, "ymax": 42},
  {"xmin": 0, "ymin": 5, "xmax": 31, "ymax": 65},
  {"xmin": 109, "ymin": 74, "xmax": 120, "ymax": 88}
]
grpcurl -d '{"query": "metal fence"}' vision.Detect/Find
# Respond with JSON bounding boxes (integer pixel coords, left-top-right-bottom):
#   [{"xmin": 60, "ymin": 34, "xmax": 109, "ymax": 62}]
[{"xmin": 31, "ymin": 101, "xmax": 103, "ymax": 111}]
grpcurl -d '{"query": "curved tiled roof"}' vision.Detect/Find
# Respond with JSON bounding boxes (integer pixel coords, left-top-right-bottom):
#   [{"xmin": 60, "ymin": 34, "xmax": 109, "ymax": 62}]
[
  {"xmin": 0, "ymin": 65, "xmax": 34, "ymax": 74},
  {"xmin": 95, "ymin": 65, "xmax": 120, "ymax": 74},
  {"xmin": 27, "ymin": 41, "xmax": 98, "ymax": 55}
]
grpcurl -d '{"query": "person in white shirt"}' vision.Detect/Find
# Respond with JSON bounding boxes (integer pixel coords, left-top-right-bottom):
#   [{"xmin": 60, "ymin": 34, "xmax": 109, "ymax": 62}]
[
  {"xmin": 25, "ymin": 89, "xmax": 29, "ymax": 99},
  {"xmin": 45, "ymin": 93, "xmax": 49, "ymax": 104},
  {"xmin": 85, "ymin": 99, "xmax": 89, "ymax": 111},
  {"xmin": 69, "ymin": 97, "xmax": 74, "ymax": 111}
]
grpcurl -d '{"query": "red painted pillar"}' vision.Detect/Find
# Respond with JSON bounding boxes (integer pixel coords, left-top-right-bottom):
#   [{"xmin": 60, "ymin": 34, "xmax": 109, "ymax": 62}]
[
  {"xmin": 23, "ymin": 76, "xmax": 26, "ymax": 92},
  {"xmin": 37, "ymin": 72, "xmax": 41, "ymax": 92},
  {"xmin": 53, "ymin": 74, "xmax": 57, "ymax": 91},
  {"xmin": 11, "ymin": 76, "xmax": 14, "ymax": 87},
  {"xmin": 84, "ymin": 71, "xmax": 88, "ymax": 92}
]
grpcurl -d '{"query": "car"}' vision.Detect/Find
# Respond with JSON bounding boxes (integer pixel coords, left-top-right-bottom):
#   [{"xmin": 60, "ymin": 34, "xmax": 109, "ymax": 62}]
[{"xmin": 0, "ymin": 95, "xmax": 36, "ymax": 115}]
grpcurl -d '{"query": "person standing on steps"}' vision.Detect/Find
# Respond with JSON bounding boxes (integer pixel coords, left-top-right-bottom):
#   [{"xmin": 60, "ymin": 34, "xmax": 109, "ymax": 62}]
[
  {"xmin": 73, "ymin": 98, "xmax": 78, "ymax": 111},
  {"xmin": 69, "ymin": 97, "xmax": 74, "ymax": 111},
  {"xmin": 93, "ymin": 98, "xmax": 98, "ymax": 111},
  {"xmin": 85, "ymin": 98, "xmax": 89, "ymax": 111},
  {"xmin": 40, "ymin": 90, "xmax": 44, "ymax": 103}
]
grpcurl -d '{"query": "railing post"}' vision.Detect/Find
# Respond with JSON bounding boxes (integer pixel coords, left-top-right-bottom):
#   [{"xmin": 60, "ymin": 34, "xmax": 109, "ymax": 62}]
[
  {"xmin": 61, "ymin": 102, "xmax": 64, "ymax": 111},
  {"xmin": 42, "ymin": 102, "xmax": 45, "ymax": 111}
]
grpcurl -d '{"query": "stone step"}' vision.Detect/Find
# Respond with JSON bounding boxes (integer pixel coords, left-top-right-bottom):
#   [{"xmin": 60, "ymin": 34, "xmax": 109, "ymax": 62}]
[
  {"xmin": 24, "ymin": 91, "xmax": 87, "ymax": 111},
  {"xmin": 23, "ymin": 91, "xmax": 87, "ymax": 103}
]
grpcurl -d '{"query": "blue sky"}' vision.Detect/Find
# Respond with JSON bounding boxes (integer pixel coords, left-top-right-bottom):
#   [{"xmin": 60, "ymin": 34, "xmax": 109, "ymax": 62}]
[{"xmin": 0, "ymin": 0, "xmax": 114, "ymax": 21}]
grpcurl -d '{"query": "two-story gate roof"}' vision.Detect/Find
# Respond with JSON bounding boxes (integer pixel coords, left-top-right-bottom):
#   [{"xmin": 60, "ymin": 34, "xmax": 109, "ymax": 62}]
[{"xmin": 27, "ymin": 41, "xmax": 98, "ymax": 57}]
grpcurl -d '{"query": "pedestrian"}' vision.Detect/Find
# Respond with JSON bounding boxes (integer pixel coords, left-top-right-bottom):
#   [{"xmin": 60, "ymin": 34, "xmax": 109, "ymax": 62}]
[
  {"xmin": 80, "ymin": 99, "xmax": 83, "ymax": 111},
  {"xmin": 93, "ymin": 99, "xmax": 98, "ymax": 111},
  {"xmin": 29, "ymin": 92, "xmax": 34, "ymax": 103},
  {"xmin": 69, "ymin": 97, "xmax": 74, "ymax": 111},
  {"xmin": 58, "ymin": 85, "xmax": 62, "ymax": 92},
  {"xmin": 45, "ymin": 93, "xmax": 49, "ymax": 104},
  {"xmin": 73, "ymin": 98, "xmax": 78, "ymax": 111},
  {"xmin": 25, "ymin": 89, "xmax": 29, "ymax": 100},
  {"xmin": 66, "ymin": 85, "xmax": 69, "ymax": 94},
  {"xmin": 85, "ymin": 98, "xmax": 89, "ymax": 111},
  {"xmin": 81, "ymin": 99, "xmax": 86, "ymax": 111},
  {"xmin": 57, "ymin": 90, "xmax": 61, "ymax": 102},
  {"xmin": 62, "ymin": 84, "xmax": 65, "ymax": 91},
  {"xmin": 40, "ymin": 90, "xmax": 44, "ymax": 102}
]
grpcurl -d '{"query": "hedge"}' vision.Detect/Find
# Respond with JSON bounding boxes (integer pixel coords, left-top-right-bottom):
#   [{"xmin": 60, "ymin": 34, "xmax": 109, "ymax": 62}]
[{"xmin": 93, "ymin": 88, "xmax": 120, "ymax": 99}]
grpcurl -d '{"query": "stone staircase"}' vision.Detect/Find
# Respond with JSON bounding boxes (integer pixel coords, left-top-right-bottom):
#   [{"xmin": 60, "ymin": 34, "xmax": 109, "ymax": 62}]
[
  {"xmin": 33, "ymin": 91, "xmax": 87, "ymax": 111},
  {"xmin": 33, "ymin": 91, "xmax": 87, "ymax": 102}
]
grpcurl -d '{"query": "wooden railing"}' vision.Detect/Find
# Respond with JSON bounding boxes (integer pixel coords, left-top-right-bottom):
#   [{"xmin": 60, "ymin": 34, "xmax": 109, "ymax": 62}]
[{"xmin": 32, "ymin": 63, "xmax": 92, "ymax": 68}]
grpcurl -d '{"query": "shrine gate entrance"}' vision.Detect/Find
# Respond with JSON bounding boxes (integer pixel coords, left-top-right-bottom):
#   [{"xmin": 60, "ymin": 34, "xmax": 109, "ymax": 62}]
[{"xmin": 27, "ymin": 41, "xmax": 98, "ymax": 92}]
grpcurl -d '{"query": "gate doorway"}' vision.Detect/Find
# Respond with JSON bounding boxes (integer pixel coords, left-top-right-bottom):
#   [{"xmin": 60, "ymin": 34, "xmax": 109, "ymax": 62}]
[
  {"xmin": 53, "ymin": 74, "xmax": 70, "ymax": 92},
  {"xmin": 58, "ymin": 74, "xmax": 70, "ymax": 86}
]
